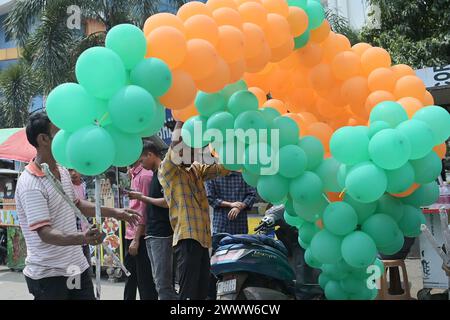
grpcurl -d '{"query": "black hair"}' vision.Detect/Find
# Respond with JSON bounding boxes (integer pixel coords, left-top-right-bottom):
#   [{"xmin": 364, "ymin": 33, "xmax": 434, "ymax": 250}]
[
  {"xmin": 26, "ymin": 112, "xmax": 51, "ymax": 148},
  {"xmin": 142, "ymin": 140, "xmax": 164, "ymax": 159}
]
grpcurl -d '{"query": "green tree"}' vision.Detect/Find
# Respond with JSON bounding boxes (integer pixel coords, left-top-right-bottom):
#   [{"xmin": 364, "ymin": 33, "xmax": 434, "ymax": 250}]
[
  {"xmin": 360, "ymin": 0, "xmax": 450, "ymax": 68},
  {"xmin": 325, "ymin": 9, "xmax": 360, "ymax": 45}
]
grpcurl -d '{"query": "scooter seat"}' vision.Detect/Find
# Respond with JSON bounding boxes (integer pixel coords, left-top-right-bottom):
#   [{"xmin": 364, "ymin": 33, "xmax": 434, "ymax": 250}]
[{"xmin": 218, "ymin": 234, "xmax": 289, "ymax": 257}]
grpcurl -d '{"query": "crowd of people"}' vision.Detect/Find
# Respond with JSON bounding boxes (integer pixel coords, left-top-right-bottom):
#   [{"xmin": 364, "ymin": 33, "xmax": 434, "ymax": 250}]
[{"xmin": 14, "ymin": 112, "xmax": 258, "ymax": 300}]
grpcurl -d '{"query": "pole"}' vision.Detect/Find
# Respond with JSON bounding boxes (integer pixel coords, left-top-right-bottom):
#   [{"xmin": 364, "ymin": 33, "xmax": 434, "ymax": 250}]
[{"xmin": 95, "ymin": 177, "xmax": 102, "ymax": 300}]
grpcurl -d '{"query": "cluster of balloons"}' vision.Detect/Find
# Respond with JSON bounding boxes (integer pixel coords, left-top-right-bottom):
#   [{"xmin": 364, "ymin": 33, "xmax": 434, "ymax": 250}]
[
  {"xmin": 143, "ymin": 0, "xmax": 324, "ymax": 114},
  {"xmin": 47, "ymin": 24, "xmax": 169, "ymax": 175}
]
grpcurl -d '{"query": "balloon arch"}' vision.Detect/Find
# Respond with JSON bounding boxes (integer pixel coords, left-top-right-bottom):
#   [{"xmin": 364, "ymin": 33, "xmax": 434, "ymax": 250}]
[{"xmin": 46, "ymin": 0, "xmax": 450, "ymax": 300}]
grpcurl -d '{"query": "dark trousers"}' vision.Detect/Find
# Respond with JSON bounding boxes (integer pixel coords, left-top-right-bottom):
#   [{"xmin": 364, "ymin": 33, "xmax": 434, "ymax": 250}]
[
  {"xmin": 175, "ymin": 239, "xmax": 210, "ymax": 300},
  {"xmin": 25, "ymin": 269, "xmax": 95, "ymax": 300},
  {"xmin": 124, "ymin": 237, "xmax": 158, "ymax": 300}
]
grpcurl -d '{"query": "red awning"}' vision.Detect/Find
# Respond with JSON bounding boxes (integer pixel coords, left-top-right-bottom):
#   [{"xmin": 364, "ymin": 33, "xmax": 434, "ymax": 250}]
[{"xmin": 0, "ymin": 128, "xmax": 36, "ymax": 162}]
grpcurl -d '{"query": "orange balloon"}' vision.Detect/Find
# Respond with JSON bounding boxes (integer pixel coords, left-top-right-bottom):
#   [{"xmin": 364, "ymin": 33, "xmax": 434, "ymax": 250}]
[
  {"xmin": 284, "ymin": 113, "xmax": 307, "ymax": 134},
  {"xmin": 309, "ymin": 64, "xmax": 335, "ymax": 91},
  {"xmin": 308, "ymin": 122, "xmax": 333, "ymax": 150},
  {"xmin": 217, "ymin": 25, "xmax": 246, "ymax": 63},
  {"xmin": 368, "ymin": 67, "xmax": 396, "ymax": 92},
  {"xmin": 184, "ymin": 15, "xmax": 219, "ymax": 46},
  {"xmin": 228, "ymin": 59, "xmax": 246, "ymax": 83},
  {"xmin": 394, "ymin": 75, "xmax": 426, "ymax": 100},
  {"xmin": 365, "ymin": 90, "xmax": 395, "ymax": 114},
  {"xmin": 264, "ymin": 13, "xmax": 291, "ymax": 49},
  {"xmin": 160, "ymin": 70, "xmax": 197, "ymax": 110},
  {"xmin": 361, "ymin": 47, "xmax": 392, "ymax": 75},
  {"xmin": 235, "ymin": 0, "xmax": 262, "ymax": 4},
  {"xmin": 391, "ymin": 64, "xmax": 415, "ymax": 81},
  {"xmin": 341, "ymin": 76, "xmax": 370, "ymax": 109},
  {"xmin": 212, "ymin": 7, "xmax": 243, "ymax": 29},
  {"xmin": 298, "ymin": 111, "xmax": 318, "ymax": 124},
  {"xmin": 423, "ymin": 90, "xmax": 435, "ymax": 106},
  {"xmin": 242, "ymin": 23, "xmax": 267, "ymax": 59},
  {"xmin": 290, "ymin": 65, "xmax": 310, "ymax": 88},
  {"xmin": 331, "ymin": 51, "xmax": 362, "ymax": 81},
  {"xmin": 270, "ymin": 37, "xmax": 294, "ymax": 62},
  {"xmin": 249, "ymin": 87, "xmax": 267, "ymax": 106},
  {"xmin": 433, "ymin": 143, "xmax": 447, "ymax": 159},
  {"xmin": 177, "ymin": 1, "xmax": 212, "ymax": 21},
  {"xmin": 278, "ymin": 51, "xmax": 300, "ymax": 70},
  {"xmin": 180, "ymin": 39, "xmax": 219, "ymax": 80},
  {"xmin": 322, "ymin": 32, "xmax": 351, "ymax": 62},
  {"xmin": 243, "ymin": 72, "xmax": 271, "ymax": 92},
  {"xmin": 262, "ymin": 0, "xmax": 289, "ymax": 17},
  {"xmin": 206, "ymin": 0, "xmax": 238, "ymax": 11},
  {"xmin": 315, "ymin": 219, "xmax": 324, "ymax": 230},
  {"xmin": 315, "ymin": 97, "xmax": 342, "ymax": 119},
  {"xmin": 326, "ymin": 192, "xmax": 343, "ymax": 203},
  {"xmin": 196, "ymin": 58, "xmax": 231, "ymax": 93},
  {"xmin": 392, "ymin": 183, "xmax": 420, "ymax": 198},
  {"xmin": 172, "ymin": 103, "xmax": 198, "ymax": 122},
  {"xmin": 287, "ymin": 6, "xmax": 308, "ymax": 37},
  {"xmin": 143, "ymin": 13, "xmax": 185, "ymax": 35},
  {"xmin": 297, "ymin": 42, "xmax": 323, "ymax": 68},
  {"xmin": 397, "ymin": 97, "xmax": 423, "ymax": 118},
  {"xmin": 267, "ymin": 66, "xmax": 290, "ymax": 95},
  {"xmin": 238, "ymin": 2, "xmax": 268, "ymax": 28},
  {"xmin": 263, "ymin": 99, "xmax": 288, "ymax": 114},
  {"xmin": 286, "ymin": 89, "xmax": 316, "ymax": 113},
  {"xmin": 351, "ymin": 42, "xmax": 372, "ymax": 57},
  {"xmin": 310, "ymin": 20, "xmax": 330, "ymax": 43},
  {"xmin": 245, "ymin": 43, "xmax": 271, "ymax": 73},
  {"xmin": 324, "ymin": 85, "xmax": 347, "ymax": 108},
  {"xmin": 146, "ymin": 26, "xmax": 187, "ymax": 69}
]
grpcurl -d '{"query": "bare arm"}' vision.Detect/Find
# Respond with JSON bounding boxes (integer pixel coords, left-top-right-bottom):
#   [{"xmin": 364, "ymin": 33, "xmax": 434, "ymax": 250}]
[
  {"xmin": 76, "ymin": 199, "xmax": 141, "ymax": 225},
  {"xmin": 141, "ymin": 196, "xmax": 169, "ymax": 208},
  {"xmin": 37, "ymin": 225, "xmax": 103, "ymax": 247}
]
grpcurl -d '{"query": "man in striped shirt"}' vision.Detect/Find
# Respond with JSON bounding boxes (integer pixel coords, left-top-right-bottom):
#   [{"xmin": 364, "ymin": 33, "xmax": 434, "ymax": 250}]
[{"xmin": 15, "ymin": 112, "xmax": 141, "ymax": 300}]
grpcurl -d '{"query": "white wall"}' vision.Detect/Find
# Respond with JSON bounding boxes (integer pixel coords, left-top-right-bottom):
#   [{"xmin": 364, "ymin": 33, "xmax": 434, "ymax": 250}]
[{"xmin": 323, "ymin": 0, "xmax": 370, "ymax": 31}]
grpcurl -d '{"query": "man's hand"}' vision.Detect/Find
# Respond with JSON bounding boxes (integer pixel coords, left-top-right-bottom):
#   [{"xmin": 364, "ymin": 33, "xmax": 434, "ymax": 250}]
[
  {"xmin": 115, "ymin": 208, "xmax": 141, "ymax": 226},
  {"xmin": 231, "ymin": 202, "xmax": 246, "ymax": 210},
  {"xmin": 443, "ymin": 263, "xmax": 450, "ymax": 277},
  {"xmin": 228, "ymin": 207, "xmax": 241, "ymax": 220},
  {"xmin": 83, "ymin": 227, "xmax": 105, "ymax": 246},
  {"xmin": 127, "ymin": 191, "xmax": 143, "ymax": 201},
  {"xmin": 129, "ymin": 239, "xmax": 139, "ymax": 256}
]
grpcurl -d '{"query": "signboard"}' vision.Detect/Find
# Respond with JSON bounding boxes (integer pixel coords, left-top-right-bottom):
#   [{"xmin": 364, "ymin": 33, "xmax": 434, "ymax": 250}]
[
  {"xmin": 416, "ymin": 65, "xmax": 450, "ymax": 89},
  {"xmin": 0, "ymin": 209, "xmax": 19, "ymax": 226},
  {"xmin": 157, "ymin": 109, "xmax": 174, "ymax": 146}
]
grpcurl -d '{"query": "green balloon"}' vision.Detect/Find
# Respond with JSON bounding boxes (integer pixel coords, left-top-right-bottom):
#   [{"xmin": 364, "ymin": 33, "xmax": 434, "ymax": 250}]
[
  {"xmin": 227, "ymin": 90, "xmax": 259, "ymax": 117},
  {"xmin": 181, "ymin": 116, "xmax": 210, "ymax": 148},
  {"xmin": 243, "ymin": 142, "xmax": 274, "ymax": 175},
  {"xmin": 362, "ymin": 213, "xmax": 401, "ymax": 248},
  {"xmin": 377, "ymin": 194, "xmax": 405, "ymax": 222},
  {"xmin": 242, "ymin": 170, "xmax": 259, "ymax": 187},
  {"xmin": 105, "ymin": 126, "xmax": 143, "ymax": 167},
  {"xmin": 306, "ymin": 0, "xmax": 325, "ymax": 29},
  {"xmin": 130, "ymin": 58, "xmax": 172, "ymax": 97},
  {"xmin": 93, "ymin": 99, "xmax": 112, "ymax": 126},
  {"xmin": 207, "ymin": 111, "xmax": 235, "ymax": 142},
  {"xmin": 398, "ymin": 205, "xmax": 424, "ymax": 237},
  {"xmin": 323, "ymin": 202, "xmax": 358, "ymax": 236},
  {"xmin": 75, "ymin": 47, "xmax": 126, "ymax": 99},
  {"xmin": 319, "ymin": 272, "xmax": 331, "ymax": 289},
  {"xmin": 370, "ymin": 101, "xmax": 408, "ymax": 128},
  {"xmin": 288, "ymin": 0, "xmax": 307, "ymax": 8},
  {"xmin": 294, "ymin": 30, "xmax": 310, "ymax": 49},
  {"xmin": 345, "ymin": 162, "xmax": 387, "ymax": 203},
  {"xmin": 298, "ymin": 136, "xmax": 324, "ymax": 170},
  {"xmin": 344, "ymin": 194, "xmax": 377, "ymax": 225},
  {"xmin": 257, "ymin": 174, "xmax": 289, "ymax": 203},
  {"xmin": 214, "ymin": 140, "xmax": 245, "ymax": 171},
  {"xmin": 51, "ymin": 130, "xmax": 72, "ymax": 168},
  {"xmin": 108, "ymin": 85, "xmax": 156, "ymax": 134},
  {"xmin": 195, "ymin": 91, "xmax": 227, "ymax": 117},
  {"xmin": 278, "ymin": 145, "xmax": 307, "ymax": 178},
  {"xmin": 294, "ymin": 197, "xmax": 327, "ymax": 222},
  {"xmin": 374, "ymin": 258, "xmax": 386, "ymax": 276},
  {"xmin": 330, "ymin": 126, "xmax": 370, "ymax": 165},
  {"xmin": 290, "ymin": 171, "xmax": 323, "ymax": 204},
  {"xmin": 369, "ymin": 121, "xmax": 391, "ymax": 138},
  {"xmin": 305, "ymin": 248, "xmax": 323, "ymax": 268},
  {"xmin": 271, "ymin": 116, "xmax": 300, "ymax": 147},
  {"xmin": 385, "ymin": 162, "xmax": 415, "ymax": 194},
  {"xmin": 298, "ymin": 238, "xmax": 310, "ymax": 249},
  {"xmin": 285, "ymin": 211, "xmax": 305, "ymax": 227},
  {"xmin": 341, "ymin": 231, "xmax": 377, "ymax": 268},
  {"xmin": 298, "ymin": 222, "xmax": 320, "ymax": 244},
  {"xmin": 369, "ymin": 129, "xmax": 411, "ymax": 170},
  {"xmin": 105, "ymin": 24, "xmax": 147, "ymax": 70},
  {"xmin": 66, "ymin": 125, "xmax": 115, "ymax": 176},
  {"xmin": 315, "ymin": 157, "xmax": 341, "ymax": 192},
  {"xmin": 285, "ymin": 197, "xmax": 297, "ymax": 216},
  {"xmin": 337, "ymin": 164, "xmax": 352, "ymax": 190},
  {"xmin": 378, "ymin": 232, "xmax": 405, "ymax": 256},
  {"xmin": 138, "ymin": 102, "xmax": 165, "ymax": 138},
  {"xmin": 411, "ymin": 152, "xmax": 442, "ymax": 184},
  {"xmin": 340, "ymin": 276, "xmax": 366, "ymax": 294},
  {"xmin": 397, "ymin": 119, "xmax": 435, "ymax": 160},
  {"xmin": 310, "ymin": 230, "xmax": 343, "ymax": 264},
  {"xmin": 413, "ymin": 106, "xmax": 450, "ymax": 144},
  {"xmin": 220, "ymin": 80, "xmax": 248, "ymax": 101},
  {"xmin": 325, "ymin": 280, "xmax": 349, "ymax": 300},
  {"xmin": 46, "ymin": 83, "xmax": 97, "ymax": 132},
  {"xmin": 403, "ymin": 181, "xmax": 439, "ymax": 207},
  {"xmin": 234, "ymin": 111, "xmax": 268, "ymax": 144},
  {"xmin": 321, "ymin": 263, "xmax": 350, "ymax": 281},
  {"xmin": 260, "ymin": 107, "xmax": 281, "ymax": 125}
]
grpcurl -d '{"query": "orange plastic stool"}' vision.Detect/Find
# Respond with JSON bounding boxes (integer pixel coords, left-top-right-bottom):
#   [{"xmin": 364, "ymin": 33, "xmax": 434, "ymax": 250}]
[{"xmin": 378, "ymin": 259, "xmax": 413, "ymax": 300}]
